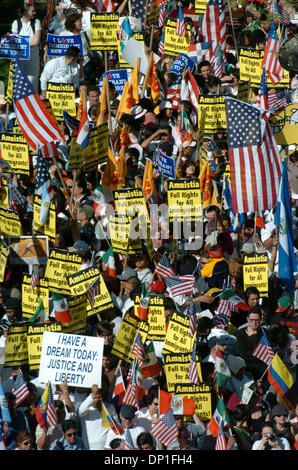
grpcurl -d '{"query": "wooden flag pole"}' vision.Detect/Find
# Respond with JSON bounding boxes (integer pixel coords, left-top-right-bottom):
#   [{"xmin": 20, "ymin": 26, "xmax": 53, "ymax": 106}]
[
  {"xmin": 143, "ymin": 0, "xmax": 150, "ymax": 30},
  {"xmin": 104, "ymin": 50, "xmax": 108, "ymax": 73},
  {"xmin": 105, "ymin": 78, "xmax": 112, "ymax": 135},
  {"xmin": 227, "ymin": 0, "xmax": 239, "ymax": 63}
]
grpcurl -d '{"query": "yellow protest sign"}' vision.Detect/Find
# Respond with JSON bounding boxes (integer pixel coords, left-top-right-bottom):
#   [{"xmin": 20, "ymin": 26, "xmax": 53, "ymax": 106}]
[
  {"xmin": 113, "ymin": 188, "xmax": 150, "ymax": 222},
  {"xmin": 90, "ymin": 12, "xmax": 119, "ymax": 51},
  {"xmin": 195, "ymin": 0, "xmax": 208, "ymax": 14},
  {"xmin": 108, "ymin": 214, "xmax": 143, "ymax": 255},
  {"xmin": 61, "ymin": 295, "xmax": 87, "ymax": 334},
  {"xmin": 86, "ymin": 275, "xmax": 114, "ymax": 317},
  {"xmin": 133, "ymin": 295, "xmax": 167, "ymax": 341},
  {"xmin": 167, "ymin": 179, "xmax": 202, "ymax": 223},
  {"xmin": 164, "ymin": 19, "xmax": 191, "ymax": 56},
  {"xmin": 68, "ymin": 137, "xmax": 84, "ymax": 170},
  {"xmin": 269, "ymin": 104, "xmax": 298, "ymax": 145},
  {"xmin": 33, "ymin": 195, "xmax": 56, "ymax": 243},
  {"xmin": 22, "ymin": 274, "xmax": 50, "ymax": 320},
  {"xmin": 198, "ymin": 95, "xmax": 227, "ymax": 134},
  {"xmin": 0, "ymin": 241, "xmax": 8, "ymax": 283},
  {"xmin": 239, "ymin": 48, "xmax": 290, "ymax": 88},
  {"xmin": 46, "ymin": 82, "xmax": 76, "ymax": 121},
  {"xmin": 4, "ymin": 325, "xmax": 28, "ymax": 367},
  {"xmin": 27, "ymin": 323, "xmax": 62, "ymax": 370},
  {"xmin": 173, "ymin": 383, "xmax": 212, "ymax": 420},
  {"xmin": 0, "ymin": 133, "xmax": 29, "ymax": 175},
  {"xmin": 68, "ymin": 267, "xmax": 101, "ymax": 297},
  {"xmin": 0, "ymin": 208, "xmax": 23, "ymax": 237},
  {"xmin": 44, "ymin": 249, "xmax": 82, "ymax": 295},
  {"xmin": 243, "ymin": 253, "xmax": 268, "ymax": 295},
  {"xmin": 237, "ymin": 80, "xmax": 250, "ymax": 102},
  {"xmin": 0, "ymin": 180, "xmax": 9, "ymax": 209},
  {"xmin": 162, "ymin": 312, "xmax": 193, "ymax": 354},
  {"xmin": 84, "ymin": 123, "xmax": 109, "ymax": 171},
  {"xmin": 111, "ymin": 312, "xmax": 140, "ymax": 362},
  {"xmin": 163, "ymin": 353, "xmax": 203, "ymax": 393}
]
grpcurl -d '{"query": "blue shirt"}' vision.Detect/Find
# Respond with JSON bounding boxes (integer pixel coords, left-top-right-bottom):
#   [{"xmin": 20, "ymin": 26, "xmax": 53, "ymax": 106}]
[{"xmin": 50, "ymin": 436, "xmax": 86, "ymax": 450}]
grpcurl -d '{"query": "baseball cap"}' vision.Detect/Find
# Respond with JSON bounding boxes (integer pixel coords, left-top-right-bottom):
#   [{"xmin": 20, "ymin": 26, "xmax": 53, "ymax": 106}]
[
  {"xmin": 117, "ymin": 268, "xmax": 138, "ymax": 281},
  {"xmin": 240, "ymin": 243, "xmax": 255, "ymax": 255},
  {"xmin": 120, "ymin": 404, "xmax": 137, "ymax": 418},
  {"xmin": 275, "ymin": 295, "xmax": 293, "ymax": 313}
]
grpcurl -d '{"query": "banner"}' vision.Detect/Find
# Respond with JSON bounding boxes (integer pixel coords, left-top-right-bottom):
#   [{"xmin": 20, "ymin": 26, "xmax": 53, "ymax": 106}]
[
  {"xmin": 198, "ymin": 95, "xmax": 226, "ymax": 134},
  {"xmin": 269, "ymin": 104, "xmax": 298, "ymax": 145},
  {"xmin": 0, "ymin": 179, "xmax": 9, "ymax": 209},
  {"xmin": 194, "ymin": 0, "xmax": 208, "ymax": 14},
  {"xmin": 113, "ymin": 188, "xmax": 150, "ymax": 222},
  {"xmin": 46, "ymin": 33, "xmax": 83, "ymax": 57},
  {"xmin": 90, "ymin": 12, "xmax": 119, "ymax": 51},
  {"xmin": 156, "ymin": 151, "xmax": 176, "ymax": 179},
  {"xmin": 38, "ymin": 331, "xmax": 104, "ymax": 388},
  {"xmin": 0, "ymin": 133, "xmax": 30, "ymax": 175},
  {"xmin": 46, "ymin": 83, "xmax": 76, "ymax": 121},
  {"xmin": 33, "ymin": 195, "xmax": 56, "ymax": 243},
  {"xmin": 9, "ymin": 236, "xmax": 49, "ymax": 265},
  {"xmin": 148, "ymin": 0, "xmax": 160, "ymax": 25},
  {"xmin": 44, "ymin": 249, "xmax": 82, "ymax": 295},
  {"xmin": 243, "ymin": 253, "xmax": 269, "ymax": 295},
  {"xmin": 84, "ymin": 123, "xmax": 109, "ymax": 171},
  {"xmin": 0, "ymin": 34, "xmax": 30, "ymax": 60},
  {"xmin": 164, "ymin": 19, "xmax": 191, "ymax": 56},
  {"xmin": 0, "ymin": 208, "xmax": 23, "ymax": 237},
  {"xmin": 237, "ymin": 80, "xmax": 250, "ymax": 102},
  {"xmin": 167, "ymin": 179, "xmax": 202, "ymax": 223},
  {"xmin": 22, "ymin": 274, "xmax": 50, "ymax": 320},
  {"xmin": 5, "ymin": 61, "xmax": 13, "ymax": 105},
  {"xmin": 4, "ymin": 325, "xmax": 28, "ymax": 367},
  {"xmin": 0, "ymin": 241, "xmax": 8, "ymax": 283},
  {"xmin": 99, "ymin": 69, "xmax": 129, "ymax": 95},
  {"xmin": 162, "ymin": 312, "xmax": 193, "ymax": 354},
  {"xmin": 163, "ymin": 353, "xmax": 203, "ymax": 393},
  {"xmin": 68, "ymin": 137, "xmax": 84, "ymax": 170},
  {"xmin": 27, "ymin": 323, "xmax": 62, "ymax": 370},
  {"xmin": 169, "ymin": 53, "xmax": 194, "ymax": 75}
]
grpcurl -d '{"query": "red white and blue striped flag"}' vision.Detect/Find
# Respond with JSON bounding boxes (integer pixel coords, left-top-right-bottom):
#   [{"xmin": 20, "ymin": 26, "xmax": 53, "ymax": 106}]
[
  {"xmin": 154, "ymin": 253, "xmax": 176, "ymax": 279},
  {"xmin": 188, "ymin": 298, "xmax": 197, "ymax": 338},
  {"xmin": 215, "ymin": 420, "xmax": 227, "ymax": 450},
  {"xmin": 131, "ymin": 331, "xmax": 146, "ymax": 369},
  {"xmin": 189, "ymin": 341, "xmax": 201, "ymax": 385},
  {"xmin": 164, "ymin": 275, "xmax": 195, "ymax": 298},
  {"xmin": 12, "ymin": 370, "xmax": 30, "ymax": 407},
  {"xmin": 176, "ymin": 5, "xmax": 186, "ymax": 37},
  {"xmin": 199, "ymin": 0, "xmax": 226, "ymax": 54},
  {"xmin": 12, "ymin": 58, "xmax": 64, "ymax": 152},
  {"xmin": 151, "ymin": 408, "xmax": 178, "ymax": 447},
  {"xmin": 46, "ymin": 383, "xmax": 57, "ymax": 428},
  {"xmin": 252, "ymin": 331, "xmax": 275, "ymax": 366},
  {"xmin": 123, "ymin": 426, "xmax": 135, "ymax": 450},
  {"xmin": 30, "ymin": 266, "xmax": 40, "ymax": 291},
  {"xmin": 262, "ymin": 21, "xmax": 284, "ymax": 85}
]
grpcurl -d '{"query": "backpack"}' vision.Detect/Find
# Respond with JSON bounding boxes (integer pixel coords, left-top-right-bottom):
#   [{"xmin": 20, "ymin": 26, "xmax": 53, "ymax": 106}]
[{"xmin": 16, "ymin": 18, "xmax": 36, "ymax": 35}]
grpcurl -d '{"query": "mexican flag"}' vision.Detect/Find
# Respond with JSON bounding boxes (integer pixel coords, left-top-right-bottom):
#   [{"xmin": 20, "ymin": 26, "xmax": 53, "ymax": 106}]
[
  {"xmin": 101, "ymin": 247, "xmax": 116, "ymax": 278},
  {"xmin": 27, "ymin": 299, "xmax": 48, "ymax": 323},
  {"xmin": 141, "ymin": 341, "xmax": 160, "ymax": 379},
  {"xmin": 137, "ymin": 282, "xmax": 150, "ymax": 320},
  {"xmin": 207, "ymin": 397, "xmax": 230, "ymax": 437},
  {"xmin": 52, "ymin": 292, "xmax": 71, "ymax": 323},
  {"xmin": 159, "ymin": 389, "xmax": 195, "ymax": 416},
  {"xmin": 215, "ymin": 347, "xmax": 231, "ymax": 387},
  {"xmin": 93, "ymin": 182, "xmax": 106, "ymax": 216}
]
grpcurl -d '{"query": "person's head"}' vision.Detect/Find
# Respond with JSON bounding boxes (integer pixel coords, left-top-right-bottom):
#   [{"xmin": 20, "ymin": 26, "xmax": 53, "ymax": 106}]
[
  {"xmin": 73, "ymin": 176, "xmax": 87, "ymax": 199},
  {"xmin": 3, "ymin": 298, "xmax": 20, "ymax": 320},
  {"xmin": 97, "ymin": 321, "xmax": 114, "ymax": 345},
  {"xmin": 232, "ymin": 404, "xmax": 250, "ymax": 425},
  {"xmin": 197, "ymin": 316, "xmax": 213, "ymax": 336},
  {"xmin": 180, "ymin": 158, "xmax": 196, "ymax": 178},
  {"xmin": 19, "ymin": 4, "xmax": 36, "ymax": 20},
  {"xmin": 109, "ymin": 438, "xmax": 124, "ymax": 449},
  {"xmin": 198, "ymin": 60, "xmax": 212, "ymax": 80},
  {"xmin": 245, "ymin": 287, "xmax": 260, "ymax": 307},
  {"xmin": 54, "ymin": 400, "xmax": 66, "ymax": 423},
  {"xmin": 62, "ymin": 419, "xmax": 79, "ymax": 445},
  {"xmin": 146, "ymin": 387, "xmax": 159, "ymax": 415},
  {"xmin": 275, "ymin": 295, "xmax": 294, "ymax": 317},
  {"xmin": 259, "ymin": 13, "xmax": 270, "ymax": 32},
  {"xmin": 270, "ymin": 404, "xmax": 289, "ymax": 428},
  {"xmin": 87, "ymin": 85, "xmax": 99, "ymax": 106},
  {"xmin": 135, "ymin": 253, "xmax": 150, "ymax": 271},
  {"xmin": 65, "ymin": 46, "xmax": 80, "ymax": 65},
  {"xmin": 260, "ymin": 422, "xmax": 278, "ymax": 446},
  {"xmin": 88, "ymin": 104, "xmax": 98, "ymax": 124},
  {"xmin": 120, "ymin": 404, "xmax": 136, "ymax": 428},
  {"xmin": 77, "ymin": 205, "xmax": 94, "ymax": 227},
  {"xmin": 102, "ymin": 347, "xmax": 113, "ymax": 370},
  {"xmin": 178, "ymin": 426, "xmax": 191, "ymax": 449},
  {"xmin": 226, "ymin": 355, "xmax": 246, "ymax": 379},
  {"xmin": 207, "ymin": 77, "xmax": 221, "ymax": 94},
  {"xmin": 137, "ymin": 431, "xmax": 155, "ymax": 450},
  {"xmin": 206, "ymin": 204, "xmax": 220, "ymax": 222},
  {"xmin": 117, "ymin": 269, "xmax": 140, "ymax": 295},
  {"xmin": 15, "ymin": 430, "xmax": 33, "ymax": 450},
  {"xmin": 246, "ymin": 305, "xmax": 262, "ymax": 332},
  {"xmin": 64, "ymin": 12, "xmax": 82, "ymax": 32}
]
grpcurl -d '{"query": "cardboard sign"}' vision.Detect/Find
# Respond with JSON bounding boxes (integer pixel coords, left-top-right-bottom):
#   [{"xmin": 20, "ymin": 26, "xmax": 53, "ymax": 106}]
[
  {"xmin": 90, "ymin": 12, "xmax": 119, "ymax": 51},
  {"xmin": 0, "ymin": 133, "xmax": 30, "ymax": 175},
  {"xmin": 167, "ymin": 179, "xmax": 202, "ymax": 223},
  {"xmin": 22, "ymin": 274, "xmax": 50, "ymax": 320},
  {"xmin": 68, "ymin": 137, "xmax": 84, "ymax": 170},
  {"xmin": 68, "ymin": 267, "xmax": 101, "ymax": 297},
  {"xmin": 156, "ymin": 151, "xmax": 176, "ymax": 179},
  {"xmin": 84, "ymin": 123, "xmax": 109, "ymax": 171},
  {"xmin": 85, "ymin": 274, "xmax": 114, "ymax": 316},
  {"xmin": 38, "ymin": 331, "xmax": 104, "ymax": 388},
  {"xmin": 0, "ymin": 179, "xmax": 9, "ymax": 209},
  {"xmin": 46, "ymin": 82, "xmax": 76, "ymax": 121},
  {"xmin": 133, "ymin": 295, "xmax": 167, "ymax": 341},
  {"xmin": 112, "ymin": 312, "xmax": 141, "ymax": 362},
  {"xmin": 173, "ymin": 383, "xmax": 212, "ymax": 420},
  {"xmin": 0, "ymin": 208, "xmax": 23, "ymax": 237},
  {"xmin": 118, "ymin": 33, "xmax": 144, "ymax": 69},
  {"xmin": 5, "ymin": 61, "xmax": 13, "ymax": 105},
  {"xmin": 44, "ymin": 249, "xmax": 82, "ymax": 295},
  {"xmin": 108, "ymin": 214, "xmax": 143, "ymax": 255},
  {"xmin": 61, "ymin": 296, "xmax": 87, "ymax": 334},
  {"xmin": 33, "ymin": 196, "xmax": 56, "ymax": 243},
  {"xmin": 0, "ymin": 241, "xmax": 8, "ymax": 283},
  {"xmin": 27, "ymin": 323, "xmax": 62, "ymax": 370},
  {"xmin": 169, "ymin": 53, "xmax": 194, "ymax": 75},
  {"xmin": 269, "ymin": 104, "xmax": 298, "ymax": 146},
  {"xmin": 148, "ymin": 0, "xmax": 160, "ymax": 25},
  {"xmin": 0, "ymin": 35, "xmax": 30, "ymax": 60},
  {"xmin": 198, "ymin": 95, "xmax": 227, "ymax": 134},
  {"xmin": 99, "ymin": 69, "xmax": 129, "ymax": 95},
  {"xmin": 46, "ymin": 33, "xmax": 83, "ymax": 57},
  {"xmin": 164, "ymin": 19, "xmax": 191, "ymax": 57},
  {"xmin": 237, "ymin": 80, "xmax": 250, "ymax": 102},
  {"xmin": 162, "ymin": 312, "xmax": 193, "ymax": 354},
  {"xmin": 194, "ymin": 0, "xmax": 208, "ymax": 14},
  {"xmin": 4, "ymin": 325, "xmax": 28, "ymax": 367},
  {"xmin": 9, "ymin": 236, "xmax": 49, "ymax": 265},
  {"xmin": 113, "ymin": 188, "xmax": 150, "ymax": 222},
  {"xmin": 243, "ymin": 253, "xmax": 268, "ymax": 294},
  {"xmin": 163, "ymin": 352, "xmax": 203, "ymax": 393}
]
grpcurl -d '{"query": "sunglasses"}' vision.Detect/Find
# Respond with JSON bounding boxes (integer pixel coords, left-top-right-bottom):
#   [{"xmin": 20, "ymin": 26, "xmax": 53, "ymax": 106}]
[
  {"xmin": 66, "ymin": 432, "xmax": 78, "ymax": 437},
  {"xmin": 23, "ymin": 441, "xmax": 32, "ymax": 446}
]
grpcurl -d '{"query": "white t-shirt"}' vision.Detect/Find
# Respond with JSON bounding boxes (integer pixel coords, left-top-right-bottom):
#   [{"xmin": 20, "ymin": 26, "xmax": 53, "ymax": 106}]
[
  {"xmin": 104, "ymin": 424, "xmax": 146, "ymax": 449},
  {"xmin": 252, "ymin": 437, "xmax": 291, "ymax": 450},
  {"xmin": 11, "ymin": 18, "xmax": 41, "ymax": 40}
]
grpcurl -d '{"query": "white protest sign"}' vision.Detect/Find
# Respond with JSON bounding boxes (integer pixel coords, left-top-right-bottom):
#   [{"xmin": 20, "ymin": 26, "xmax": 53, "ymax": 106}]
[
  {"xmin": 38, "ymin": 332, "xmax": 104, "ymax": 388},
  {"xmin": 121, "ymin": 37, "xmax": 160, "ymax": 75}
]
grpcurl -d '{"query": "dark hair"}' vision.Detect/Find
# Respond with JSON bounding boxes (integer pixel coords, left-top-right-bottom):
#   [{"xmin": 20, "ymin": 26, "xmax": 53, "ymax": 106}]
[
  {"xmin": 109, "ymin": 438, "xmax": 123, "ymax": 449},
  {"xmin": 233, "ymin": 404, "xmax": 250, "ymax": 422},
  {"xmin": 64, "ymin": 12, "xmax": 82, "ymax": 31},
  {"xmin": 208, "ymin": 77, "xmax": 221, "ymax": 88},
  {"xmin": 137, "ymin": 432, "xmax": 154, "ymax": 449},
  {"xmin": 247, "ymin": 305, "xmax": 262, "ymax": 317},
  {"xmin": 65, "ymin": 46, "xmax": 80, "ymax": 58},
  {"xmin": 261, "ymin": 421, "xmax": 274, "ymax": 432},
  {"xmin": 289, "ymin": 151, "xmax": 298, "ymax": 164},
  {"xmin": 88, "ymin": 104, "xmax": 98, "ymax": 117},
  {"xmin": 15, "ymin": 430, "xmax": 32, "ymax": 446},
  {"xmin": 197, "ymin": 316, "xmax": 213, "ymax": 334},
  {"xmin": 54, "ymin": 400, "xmax": 65, "ymax": 410},
  {"xmin": 245, "ymin": 286, "xmax": 260, "ymax": 302},
  {"xmin": 181, "ymin": 159, "xmax": 196, "ymax": 177},
  {"xmin": 126, "ymin": 147, "xmax": 140, "ymax": 160},
  {"xmin": 62, "ymin": 419, "xmax": 77, "ymax": 433},
  {"xmin": 198, "ymin": 60, "xmax": 211, "ymax": 73},
  {"xmin": 75, "ymin": 176, "xmax": 87, "ymax": 193},
  {"xmin": 206, "ymin": 205, "xmax": 221, "ymax": 216}
]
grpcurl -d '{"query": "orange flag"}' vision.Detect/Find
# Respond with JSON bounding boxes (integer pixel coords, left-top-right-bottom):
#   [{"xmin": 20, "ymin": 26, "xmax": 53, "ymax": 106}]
[
  {"xmin": 101, "ymin": 148, "xmax": 119, "ymax": 191},
  {"xmin": 130, "ymin": 59, "xmax": 140, "ymax": 105},
  {"xmin": 145, "ymin": 55, "xmax": 160, "ymax": 102},
  {"xmin": 97, "ymin": 77, "xmax": 108, "ymax": 125},
  {"xmin": 142, "ymin": 159, "xmax": 158, "ymax": 203},
  {"xmin": 117, "ymin": 82, "xmax": 134, "ymax": 118},
  {"xmin": 76, "ymin": 90, "xmax": 84, "ymax": 120},
  {"xmin": 199, "ymin": 161, "xmax": 211, "ymax": 209}
]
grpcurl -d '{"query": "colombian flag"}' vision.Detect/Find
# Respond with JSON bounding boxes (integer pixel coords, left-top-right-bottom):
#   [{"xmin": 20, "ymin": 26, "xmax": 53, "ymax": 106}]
[
  {"xmin": 35, "ymin": 384, "xmax": 49, "ymax": 428},
  {"xmin": 268, "ymin": 354, "xmax": 294, "ymax": 395}
]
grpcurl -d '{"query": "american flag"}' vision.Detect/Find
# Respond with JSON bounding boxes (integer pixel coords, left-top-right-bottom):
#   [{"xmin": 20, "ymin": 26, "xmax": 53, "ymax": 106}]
[
  {"xmin": 158, "ymin": 2, "xmax": 167, "ymax": 28},
  {"xmin": 164, "ymin": 275, "xmax": 195, "ymax": 297},
  {"xmin": 188, "ymin": 298, "xmax": 197, "ymax": 337},
  {"xmin": 269, "ymin": 2, "xmax": 291, "ymax": 25},
  {"xmin": 257, "ymin": 67, "xmax": 269, "ymax": 110},
  {"xmin": 268, "ymin": 91, "xmax": 288, "ymax": 114},
  {"xmin": 35, "ymin": 148, "xmax": 54, "ymax": 197},
  {"xmin": 86, "ymin": 276, "xmax": 100, "ymax": 309},
  {"xmin": 131, "ymin": 331, "xmax": 146, "ymax": 368},
  {"xmin": 123, "ymin": 426, "xmax": 135, "ymax": 450},
  {"xmin": 40, "ymin": 141, "xmax": 58, "ymax": 159},
  {"xmin": 154, "ymin": 253, "xmax": 176, "ymax": 278},
  {"xmin": 225, "ymin": 97, "xmax": 282, "ymax": 214},
  {"xmin": 199, "ymin": 0, "xmax": 226, "ymax": 55},
  {"xmin": 252, "ymin": 331, "xmax": 275, "ymax": 365},
  {"xmin": 151, "ymin": 408, "xmax": 178, "ymax": 447},
  {"xmin": 46, "ymin": 383, "xmax": 57, "ymax": 428},
  {"xmin": 181, "ymin": 69, "xmax": 201, "ymax": 114},
  {"xmin": 130, "ymin": 0, "xmax": 148, "ymax": 27},
  {"xmin": 211, "ymin": 44, "xmax": 225, "ymax": 79},
  {"xmin": 262, "ymin": 21, "xmax": 283, "ymax": 85},
  {"xmin": 158, "ymin": 31, "xmax": 165, "ymax": 57},
  {"xmin": 189, "ymin": 341, "xmax": 200, "ymax": 385},
  {"xmin": 215, "ymin": 298, "xmax": 238, "ymax": 318},
  {"xmin": 31, "ymin": 266, "xmax": 40, "ymax": 290},
  {"xmin": 12, "ymin": 58, "xmax": 64, "ymax": 152},
  {"xmin": 167, "ymin": 74, "xmax": 182, "ymax": 110},
  {"xmin": 12, "ymin": 370, "xmax": 30, "ymax": 407},
  {"xmin": 8, "ymin": 182, "xmax": 27, "ymax": 215},
  {"xmin": 215, "ymin": 420, "xmax": 227, "ymax": 450},
  {"xmin": 176, "ymin": 5, "xmax": 186, "ymax": 37},
  {"xmin": 122, "ymin": 362, "xmax": 139, "ymax": 409},
  {"xmin": 213, "ymin": 313, "xmax": 229, "ymax": 329}
]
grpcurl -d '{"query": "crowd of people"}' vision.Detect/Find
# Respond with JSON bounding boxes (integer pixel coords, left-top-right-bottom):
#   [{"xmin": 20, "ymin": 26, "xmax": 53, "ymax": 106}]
[{"xmin": 0, "ymin": 0, "xmax": 298, "ymax": 452}]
